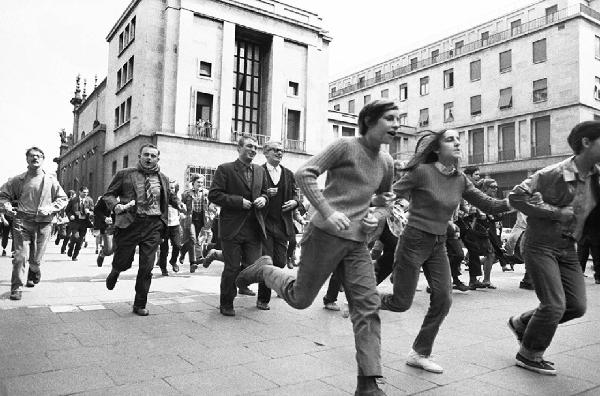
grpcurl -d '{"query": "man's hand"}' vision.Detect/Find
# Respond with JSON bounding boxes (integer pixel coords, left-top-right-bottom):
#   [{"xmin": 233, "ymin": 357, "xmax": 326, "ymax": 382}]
[
  {"xmin": 528, "ymin": 192, "xmax": 544, "ymax": 205},
  {"xmin": 69, "ymin": 215, "xmax": 75, "ymax": 221},
  {"xmin": 360, "ymin": 210, "xmax": 379, "ymax": 234},
  {"xmin": 105, "ymin": 217, "xmax": 113, "ymax": 225},
  {"xmin": 281, "ymin": 200, "xmax": 297, "ymax": 212},
  {"xmin": 253, "ymin": 197, "xmax": 267, "ymax": 209},
  {"xmin": 39, "ymin": 208, "xmax": 54, "ymax": 216},
  {"xmin": 114, "ymin": 204, "xmax": 125, "ymax": 214},
  {"xmin": 371, "ymin": 192, "xmax": 396, "ymax": 207},
  {"xmin": 557, "ymin": 206, "xmax": 575, "ymax": 224},
  {"xmin": 325, "ymin": 211, "xmax": 351, "ymax": 232},
  {"xmin": 178, "ymin": 202, "xmax": 186, "ymax": 212},
  {"xmin": 242, "ymin": 198, "xmax": 253, "ymax": 210}
]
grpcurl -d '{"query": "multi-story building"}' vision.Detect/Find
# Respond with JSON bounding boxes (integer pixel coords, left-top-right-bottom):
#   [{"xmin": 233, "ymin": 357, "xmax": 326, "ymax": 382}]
[
  {"xmin": 57, "ymin": 0, "xmax": 331, "ymax": 191},
  {"xmin": 329, "ymin": 0, "xmax": 600, "ymax": 197}
]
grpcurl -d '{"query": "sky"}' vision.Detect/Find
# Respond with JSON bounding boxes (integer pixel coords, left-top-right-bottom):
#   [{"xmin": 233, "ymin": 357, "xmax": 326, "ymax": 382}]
[{"xmin": 0, "ymin": 0, "xmax": 537, "ymax": 183}]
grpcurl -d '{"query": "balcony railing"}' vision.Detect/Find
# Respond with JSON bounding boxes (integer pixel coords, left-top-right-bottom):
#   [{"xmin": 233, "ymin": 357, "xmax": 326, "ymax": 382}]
[
  {"xmin": 468, "ymin": 153, "xmax": 484, "ymax": 164},
  {"xmin": 284, "ymin": 139, "xmax": 306, "ymax": 153},
  {"xmin": 531, "ymin": 145, "xmax": 552, "ymax": 157},
  {"xmin": 230, "ymin": 131, "xmax": 270, "ymax": 146},
  {"xmin": 329, "ymin": 4, "xmax": 591, "ymax": 99},
  {"xmin": 188, "ymin": 125, "xmax": 217, "ymax": 141},
  {"xmin": 498, "ymin": 149, "xmax": 516, "ymax": 162}
]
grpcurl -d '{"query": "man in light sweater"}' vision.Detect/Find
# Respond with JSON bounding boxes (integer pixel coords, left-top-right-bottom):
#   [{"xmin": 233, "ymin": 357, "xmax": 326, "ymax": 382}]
[
  {"xmin": 236, "ymin": 100, "xmax": 399, "ymax": 396},
  {"xmin": 0, "ymin": 147, "xmax": 68, "ymax": 300}
]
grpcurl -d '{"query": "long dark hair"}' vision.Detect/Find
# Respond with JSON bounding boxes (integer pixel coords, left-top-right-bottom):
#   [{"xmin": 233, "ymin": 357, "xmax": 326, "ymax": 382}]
[{"xmin": 402, "ymin": 130, "xmax": 445, "ymax": 171}]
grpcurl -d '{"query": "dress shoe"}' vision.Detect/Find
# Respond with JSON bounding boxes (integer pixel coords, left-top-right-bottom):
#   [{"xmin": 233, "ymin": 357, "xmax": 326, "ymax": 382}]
[
  {"xmin": 519, "ymin": 281, "xmax": 534, "ymax": 290},
  {"xmin": 97, "ymin": 255, "xmax": 104, "ymax": 267},
  {"xmin": 28, "ymin": 269, "xmax": 41, "ymax": 284},
  {"xmin": 469, "ymin": 280, "xmax": 486, "ymax": 290},
  {"xmin": 1, "ymin": 249, "xmax": 6, "ymax": 256},
  {"xmin": 203, "ymin": 249, "xmax": 218, "ymax": 268},
  {"xmin": 238, "ymin": 287, "xmax": 256, "ymax": 296},
  {"xmin": 9, "ymin": 290, "xmax": 22, "ymax": 300},
  {"xmin": 67, "ymin": 247, "xmax": 73, "ymax": 257},
  {"xmin": 190, "ymin": 263, "xmax": 198, "ymax": 273},
  {"xmin": 72, "ymin": 257, "xmax": 78, "ymax": 262},
  {"xmin": 132, "ymin": 306, "xmax": 149, "ymax": 316},
  {"xmin": 106, "ymin": 270, "xmax": 119, "ymax": 290},
  {"xmin": 236, "ymin": 256, "xmax": 272, "ymax": 291},
  {"xmin": 26, "ymin": 280, "xmax": 35, "ymax": 288},
  {"xmin": 256, "ymin": 301, "xmax": 270, "ymax": 310},
  {"xmin": 452, "ymin": 281, "xmax": 470, "ymax": 292},
  {"xmin": 161, "ymin": 270, "xmax": 169, "ymax": 276},
  {"xmin": 60, "ymin": 247, "xmax": 66, "ymax": 254},
  {"xmin": 170, "ymin": 262, "xmax": 180, "ymax": 273},
  {"xmin": 219, "ymin": 306, "xmax": 235, "ymax": 316}
]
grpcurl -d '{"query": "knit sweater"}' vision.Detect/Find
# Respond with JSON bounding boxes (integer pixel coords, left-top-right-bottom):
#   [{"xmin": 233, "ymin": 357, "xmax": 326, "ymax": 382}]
[
  {"xmin": 295, "ymin": 137, "xmax": 393, "ymax": 242},
  {"xmin": 394, "ymin": 163, "xmax": 510, "ymax": 235}
]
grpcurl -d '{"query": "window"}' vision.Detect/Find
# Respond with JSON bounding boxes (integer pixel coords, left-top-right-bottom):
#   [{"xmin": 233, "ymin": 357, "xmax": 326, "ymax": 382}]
[
  {"xmin": 410, "ymin": 57, "xmax": 418, "ymax": 71},
  {"xmin": 481, "ymin": 31, "xmax": 489, "ymax": 45},
  {"xmin": 288, "ymin": 81, "xmax": 299, "ymax": 96},
  {"xmin": 364, "ymin": 94, "xmax": 371, "ymax": 104},
  {"xmin": 199, "ymin": 61, "xmax": 212, "ymax": 77},
  {"xmin": 381, "ymin": 89, "xmax": 389, "ymax": 98},
  {"xmin": 533, "ymin": 78, "xmax": 548, "ymax": 102},
  {"xmin": 419, "ymin": 76, "xmax": 429, "ymax": 96},
  {"xmin": 546, "ymin": 5, "xmax": 558, "ymax": 23},
  {"xmin": 114, "ymin": 107, "xmax": 119, "ymax": 128},
  {"xmin": 443, "ymin": 102, "xmax": 454, "ymax": 123},
  {"xmin": 533, "ymin": 39, "xmax": 547, "ymax": 63},
  {"xmin": 399, "ymin": 83, "xmax": 408, "ymax": 101},
  {"xmin": 470, "ymin": 95, "xmax": 482, "ymax": 116},
  {"xmin": 499, "ymin": 87, "xmax": 513, "ymax": 109},
  {"xmin": 375, "ymin": 71, "xmax": 382, "ymax": 82},
  {"xmin": 341, "ymin": 127, "xmax": 355, "ymax": 137},
  {"xmin": 499, "ymin": 123, "xmax": 516, "ymax": 161},
  {"xmin": 116, "ymin": 56, "xmax": 134, "ymax": 90},
  {"xmin": 595, "ymin": 77, "xmax": 600, "ymax": 101},
  {"xmin": 330, "ymin": 87, "xmax": 336, "ymax": 96},
  {"xmin": 185, "ymin": 165, "xmax": 217, "ymax": 187},
  {"xmin": 469, "ymin": 128, "xmax": 485, "ymax": 164},
  {"xmin": 114, "ymin": 96, "xmax": 132, "ymax": 129},
  {"xmin": 232, "ymin": 38, "xmax": 262, "ymax": 134},
  {"xmin": 455, "ymin": 40, "xmax": 464, "ymax": 53},
  {"xmin": 194, "ymin": 92, "xmax": 213, "ymax": 138},
  {"xmin": 358, "ymin": 76, "xmax": 365, "ymax": 88},
  {"xmin": 111, "ymin": 161, "xmax": 117, "ymax": 176},
  {"xmin": 332, "ymin": 124, "xmax": 339, "ymax": 138},
  {"xmin": 122, "ymin": 155, "xmax": 129, "ymax": 168},
  {"xmin": 511, "ymin": 19, "xmax": 522, "ymax": 35},
  {"xmin": 333, "ymin": 104, "xmax": 340, "ymax": 111},
  {"xmin": 499, "ymin": 50, "xmax": 512, "ymax": 73},
  {"xmin": 431, "ymin": 49, "xmax": 439, "ymax": 63},
  {"xmin": 419, "ymin": 108, "xmax": 429, "ymax": 127},
  {"xmin": 348, "ymin": 99, "xmax": 355, "ymax": 114},
  {"xmin": 443, "ymin": 68, "xmax": 454, "ymax": 89},
  {"xmin": 470, "ymin": 60, "xmax": 481, "ymax": 81},
  {"xmin": 531, "ymin": 116, "xmax": 551, "ymax": 156},
  {"xmin": 399, "ymin": 113, "xmax": 407, "ymax": 125},
  {"xmin": 118, "ymin": 16, "xmax": 136, "ymax": 54},
  {"xmin": 595, "ymin": 114, "xmax": 600, "ymax": 121},
  {"xmin": 596, "ymin": 36, "xmax": 600, "ymax": 59},
  {"xmin": 286, "ymin": 110, "xmax": 301, "ymax": 141}
]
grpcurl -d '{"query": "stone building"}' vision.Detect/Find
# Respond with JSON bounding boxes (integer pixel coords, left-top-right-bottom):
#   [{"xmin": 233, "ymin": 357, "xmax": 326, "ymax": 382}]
[{"xmin": 328, "ymin": 0, "xmax": 600, "ymax": 197}]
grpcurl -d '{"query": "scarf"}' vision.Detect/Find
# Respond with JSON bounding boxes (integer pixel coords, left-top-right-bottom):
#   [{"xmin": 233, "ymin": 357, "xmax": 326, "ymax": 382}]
[{"xmin": 136, "ymin": 162, "xmax": 160, "ymax": 175}]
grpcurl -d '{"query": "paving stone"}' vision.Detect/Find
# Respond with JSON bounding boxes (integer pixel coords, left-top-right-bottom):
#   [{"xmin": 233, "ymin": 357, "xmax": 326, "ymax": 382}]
[
  {"xmin": 0, "ymin": 351, "xmax": 54, "ymax": 379},
  {"xmin": 245, "ymin": 336, "xmax": 329, "ymax": 358},
  {"xmin": 166, "ymin": 366, "xmax": 276, "ymax": 395},
  {"xmin": 178, "ymin": 344, "xmax": 269, "ymax": 369},
  {"xmin": 100, "ymin": 354, "xmax": 196, "ymax": 385},
  {"xmin": 248, "ymin": 379, "xmax": 351, "ymax": 396},
  {"xmin": 76, "ymin": 378, "xmax": 182, "ymax": 396},
  {"xmin": 416, "ymin": 377, "xmax": 526, "ymax": 396}
]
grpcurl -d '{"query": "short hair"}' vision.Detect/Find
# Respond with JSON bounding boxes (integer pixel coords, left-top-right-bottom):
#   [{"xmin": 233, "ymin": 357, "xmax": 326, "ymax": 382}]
[
  {"xmin": 139, "ymin": 143, "xmax": 160, "ymax": 155},
  {"xmin": 237, "ymin": 134, "xmax": 258, "ymax": 147},
  {"xmin": 67, "ymin": 190, "xmax": 76, "ymax": 198},
  {"xmin": 79, "ymin": 186, "xmax": 89, "ymax": 192},
  {"xmin": 25, "ymin": 147, "xmax": 45, "ymax": 158},
  {"xmin": 169, "ymin": 180, "xmax": 180, "ymax": 193},
  {"xmin": 263, "ymin": 141, "xmax": 283, "ymax": 152},
  {"xmin": 463, "ymin": 166, "xmax": 480, "ymax": 176},
  {"xmin": 190, "ymin": 173, "xmax": 204, "ymax": 184},
  {"xmin": 357, "ymin": 99, "xmax": 399, "ymax": 136},
  {"xmin": 567, "ymin": 121, "xmax": 600, "ymax": 154},
  {"xmin": 480, "ymin": 178, "xmax": 498, "ymax": 190}
]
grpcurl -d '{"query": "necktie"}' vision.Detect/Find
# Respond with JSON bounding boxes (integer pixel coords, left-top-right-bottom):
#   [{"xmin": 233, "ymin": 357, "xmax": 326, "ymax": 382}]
[
  {"xmin": 246, "ymin": 165, "xmax": 253, "ymax": 185},
  {"xmin": 145, "ymin": 176, "xmax": 156, "ymax": 206}
]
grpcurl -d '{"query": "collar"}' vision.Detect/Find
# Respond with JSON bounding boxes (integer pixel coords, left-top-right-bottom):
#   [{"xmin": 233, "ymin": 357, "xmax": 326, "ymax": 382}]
[
  {"xmin": 235, "ymin": 159, "xmax": 253, "ymax": 170},
  {"xmin": 18, "ymin": 169, "xmax": 46, "ymax": 180},
  {"xmin": 434, "ymin": 162, "xmax": 458, "ymax": 176},
  {"xmin": 266, "ymin": 163, "xmax": 281, "ymax": 173},
  {"xmin": 560, "ymin": 156, "xmax": 599, "ymax": 182}
]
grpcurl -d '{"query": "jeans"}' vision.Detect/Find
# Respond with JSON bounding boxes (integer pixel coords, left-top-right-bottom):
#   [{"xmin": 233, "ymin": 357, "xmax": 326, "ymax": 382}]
[
  {"xmin": 380, "ymin": 226, "xmax": 452, "ymax": 356},
  {"xmin": 11, "ymin": 218, "xmax": 52, "ymax": 291},
  {"xmin": 180, "ymin": 218, "xmax": 204, "ymax": 264},
  {"xmin": 112, "ymin": 217, "xmax": 164, "ymax": 308},
  {"xmin": 446, "ymin": 238, "xmax": 465, "ymax": 281},
  {"xmin": 373, "ymin": 223, "xmax": 398, "ymax": 284},
  {"xmin": 261, "ymin": 226, "xmax": 381, "ymax": 377},
  {"xmin": 513, "ymin": 233, "xmax": 586, "ymax": 360}
]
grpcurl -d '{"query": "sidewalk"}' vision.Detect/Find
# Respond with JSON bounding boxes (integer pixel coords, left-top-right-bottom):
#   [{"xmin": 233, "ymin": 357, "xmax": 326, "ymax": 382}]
[{"xmin": 1, "ymin": 242, "xmax": 599, "ymax": 395}]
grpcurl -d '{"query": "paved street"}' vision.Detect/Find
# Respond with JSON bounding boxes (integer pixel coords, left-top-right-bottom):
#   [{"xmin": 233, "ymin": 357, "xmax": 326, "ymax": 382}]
[{"xmin": 1, "ymin": 240, "xmax": 600, "ymax": 395}]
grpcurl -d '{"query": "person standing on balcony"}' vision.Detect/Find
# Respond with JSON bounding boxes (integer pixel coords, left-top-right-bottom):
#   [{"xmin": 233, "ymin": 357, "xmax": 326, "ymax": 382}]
[
  {"xmin": 507, "ymin": 120, "xmax": 600, "ymax": 375},
  {"xmin": 0, "ymin": 147, "xmax": 68, "ymax": 300},
  {"xmin": 208, "ymin": 134, "xmax": 269, "ymax": 317}
]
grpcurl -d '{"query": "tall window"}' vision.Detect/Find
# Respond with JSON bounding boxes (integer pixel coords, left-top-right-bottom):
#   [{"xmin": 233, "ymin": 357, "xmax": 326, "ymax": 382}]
[
  {"xmin": 469, "ymin": 128, "xmax": 485, "ymax": 164},
  {"xmin": 358, "ymin": 76, "xmax": 366, "ymax": 88},
  {"xmin": 455, "ymin": 40, "xmax": 464, "ymax": 54},
  {"xmin": 332, "ymin": 125, "xmax": 339, "ymax": 138},
  {"xmin": 596, "ymin": 36, "xmax": 600, "ymax": 59},
  {"xmin": 111, "ymin": 161, "xmax": 117, "ymax": 176},
  {"xmin": 420, "ymin": 76, "xmax": 429, "ymax": 96},
  {"xmin": 470, "ymin": 60, "xmax": 481, "ymax": 81},
  {"xmin": 410, "ymin": 57, "xmax": 418, "ymax": 71},
  {"xmin": 118, "ymin": 16, "xmax": 136, "ymax": 54},
  {"xmin": 481, "ymin": 31, "xmax": 489, "ymax": 45},
  {"xmin": 286, "ymin": 110, "xmax": 301, "ymax": 141},
  {"xmin": 375, "ymin": 71, "xmax": 382, "ymax": 82},
  {"xmin": 114, "ymin": 97, "xmax": 132, "ymax": 129},
  {"xmin": 419, "ymin": 108, "xmax": 429, "ymax": 127},
  {"xmin": 531, "ymin": 116, "xmax": 551, "ymax": 156},
  {"xmin": 499, "ymin": 50, "xmax": 512, "ymax": 73},
  {"xmin": 399, "ymin": 113, "xmax": 407, "ymax": 125},
  {"xmin": 499, "ymin": 87, "xmax": 513, "ymax": 109},
  {"xmin": 232, "ymin": 39, "xmax": 261, "ymax": 135},
  {"xmin": 122, "ymin": 155, "xmax": 129, "ymax": 168},
  {"xmin": 443, "ymin": 102, "xmax": 454, "ymax": 123},
  {"xmin": 533, "ymin": 39, "xmax": 547, "ymax": 63},
  {"xmin": 399, "ymin": 83, "xmax": 408, "ymax": 101},
  {"xmin": 364, "ymin": 94, "xmax": 371, "ymax": 104},
  {"xmin": 381, "ymin": 89, "xmax": 389, "ymax": 98},
  {"xmin": 595, "ymin": 77, "xmax": 600, "ymax": 101},
  {"xmin": 499, "ymin": 123, "xmax": 516, "ymax": 161},
  {"xmin": 533, "ymin": 78, "xmax": 548, "ymax": 102},
  {"xmin": 511, "ymin": 19, "xmax": 522, "ymax": 36},
  {"xmin": 116, "ymin": 56, "xmax": 134, "ymax": 91},
  {"xmin": 443, "ymin": 68, "xmax": 454, "ymax": 89},
  {"xmin": 348, "ymin": 99, "xmax": 355, "ymax": 114},
  {"xmin": 470, "ymin": 95, "xmax": 482, "ymax": 116},
  {"xmin": 431, "ymin": 49, "xmax": 439, "ymax": 63},
  {"xmin": 546, "ymin": 5, "xmax": 558, "ymax": 23}
]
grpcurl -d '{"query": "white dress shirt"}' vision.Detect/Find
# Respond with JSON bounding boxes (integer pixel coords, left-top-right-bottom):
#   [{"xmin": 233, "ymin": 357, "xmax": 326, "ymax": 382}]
[{"xmin": 266, "ymin": 163, "xmax": 282, "ymax": 185}]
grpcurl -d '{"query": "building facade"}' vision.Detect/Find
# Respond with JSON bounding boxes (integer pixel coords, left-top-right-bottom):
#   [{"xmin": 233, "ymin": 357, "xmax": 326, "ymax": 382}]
[{"xmin": 329, "ymin": 0, "xmax": 600, "ymax": 196}]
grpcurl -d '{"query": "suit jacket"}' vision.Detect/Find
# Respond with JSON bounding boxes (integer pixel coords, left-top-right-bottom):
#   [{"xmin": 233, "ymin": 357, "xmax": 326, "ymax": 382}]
[
  {"xmin": 102, "ymin": 167, "xmax": 180, "ymax": 229},
  {"xmin": 180, "ymin": 188, "xmax": 210, "ymax": 227},
  {"xmin": 65, "ymin": 196, "xmax": 95, "ymax": 227},
  {"xmin": 208, "ymin": 159, "xmax": 269, "ymax": 240},
  {"xmin": 262, "ymin": 163, "xmax": 299, "ymax": 238}
]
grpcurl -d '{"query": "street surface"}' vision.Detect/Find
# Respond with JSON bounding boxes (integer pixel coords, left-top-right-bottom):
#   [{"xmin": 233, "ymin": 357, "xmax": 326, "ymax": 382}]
[{"xmin": 1, "ymin": 240, "xmax": 600, "ymax": 395}]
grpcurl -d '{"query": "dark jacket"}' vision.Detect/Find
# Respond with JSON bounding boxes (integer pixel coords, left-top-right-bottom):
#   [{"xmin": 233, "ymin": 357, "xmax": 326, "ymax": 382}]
[
  {"xmin": 102, "ymin": 167, "xmax": 180, "ymax": 229},
  {"xmin": 65, "ymin": 196, "xmax": 95, "ymax": 227},
  {"xmin": 208, "ymin": 159, "xmax": 269, "ymax": 240},
  {"xmin": 262, "ymin": 163, "xmax": 299, "ymax": 238},
  {"xmin": 180, "ymin": 188, "xmax": 209, "ymax": 228}
]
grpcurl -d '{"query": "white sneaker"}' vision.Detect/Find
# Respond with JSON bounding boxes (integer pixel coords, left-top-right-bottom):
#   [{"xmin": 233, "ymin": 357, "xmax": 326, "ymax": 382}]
[
  {"xmin": 406, "ymin": 349, "xmax": 444, "ymax": 373},
  {"xmin": 324, "ymin": 302, "xmax": 340, "ymax": 311}
]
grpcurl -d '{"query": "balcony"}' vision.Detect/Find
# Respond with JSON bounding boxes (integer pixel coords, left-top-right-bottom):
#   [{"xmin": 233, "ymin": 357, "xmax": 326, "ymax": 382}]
[
  {"xmin": 188, "ymin": 124, "xmax": 217, "ymax": 141},
  {"xmin": 531, "ymin": 145, "xmax": 552, "ymax": 157},
  {"xmin": 498, "ymin": 149, "xmax": 516, "ymax": 162},
  {"xmin": 230, "ymin": 130, "xmax": 270, "ymax": 146},
  {"xmin": 468, "ymin": 153, "xmax": 484, "ymax": 164},
  {"xmin": 284, "ymin": 139, "xmax": 306, "ymax": 153},
  {"xmin": 329, "ymin": 4, "xmax": 593, "ymax": 99}
]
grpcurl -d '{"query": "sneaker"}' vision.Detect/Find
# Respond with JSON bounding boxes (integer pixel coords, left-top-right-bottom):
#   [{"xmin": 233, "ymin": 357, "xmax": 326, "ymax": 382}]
[
  {"xmin": 256, "ymin": 301, "xmax": 270, "ymax": 310},
  {"xmin": 452, "ymin": 281, "xmax": 470, "ymax": 292},
  {"xmin": 515, "ymin": 353, "xmax": 556, "ymax": 375},
  {"xmin": 9, "ymin": 290, "xmax": 22, "ymax": 300},
  {"xmin": 406, "ymin": 349, "xmax": 444, "ymax": 373},
  {"xmin": 324, "ymin": 302, "xmax": 341, "ymax": 311},
  {"xmin": 507, "ymin": 316, "xmax": 523, "ymax": 344}
]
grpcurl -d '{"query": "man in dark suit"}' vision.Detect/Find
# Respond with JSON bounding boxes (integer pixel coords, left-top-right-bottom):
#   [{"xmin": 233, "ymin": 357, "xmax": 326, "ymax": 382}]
[
  {"xmin": 103, "ymin": 144, "xmax": 183, "ymax": 316},
  {"xmin": 65, "ymin": 186, "xmax": 94, "ymax": 261},
  {"xmin": 208, "ymin": 134, "xmax": 269, "ymax": 316},
  {"xmin": 258, "ymin": 141, "xmax": 298, "ymax": 310}
]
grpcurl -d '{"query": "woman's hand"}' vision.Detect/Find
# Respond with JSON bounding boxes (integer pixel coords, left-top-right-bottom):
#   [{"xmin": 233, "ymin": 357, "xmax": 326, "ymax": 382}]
[{"xmin": 325, "ymin": 211, "xmax": 351, "ymax": 232}]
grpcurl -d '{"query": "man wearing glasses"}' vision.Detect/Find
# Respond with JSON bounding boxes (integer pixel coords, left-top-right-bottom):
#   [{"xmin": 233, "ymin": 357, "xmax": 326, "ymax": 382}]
[
  {"xmin": 0, "ymin": 147, "xmax": 67, "ymax": 300},
  {"xmin": 208, "ymin": 134, "xmax": 269, "ymax": 316}
]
